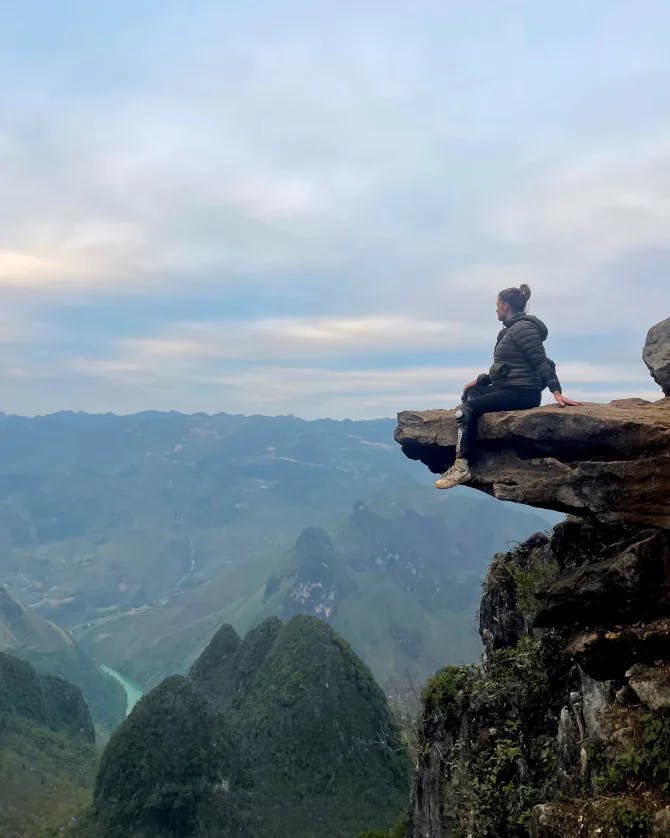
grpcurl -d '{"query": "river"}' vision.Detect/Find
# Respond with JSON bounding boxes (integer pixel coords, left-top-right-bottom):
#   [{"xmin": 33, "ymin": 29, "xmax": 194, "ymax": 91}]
[{"xmin": 100, "ymin": 664, "xmax": 144, "ymax": 716}]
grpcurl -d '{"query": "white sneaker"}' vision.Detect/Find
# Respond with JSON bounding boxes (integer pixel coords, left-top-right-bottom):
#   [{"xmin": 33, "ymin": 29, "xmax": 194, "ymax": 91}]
[{"xmin": 435, "ymin": 458, "xmax": 471, "ymax": 489}]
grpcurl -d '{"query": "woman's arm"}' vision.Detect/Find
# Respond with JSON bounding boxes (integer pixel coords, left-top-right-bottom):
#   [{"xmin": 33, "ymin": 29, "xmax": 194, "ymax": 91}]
[{"xmin": 512, "ymin": 322, "xmax": 562, "ymax": 392}]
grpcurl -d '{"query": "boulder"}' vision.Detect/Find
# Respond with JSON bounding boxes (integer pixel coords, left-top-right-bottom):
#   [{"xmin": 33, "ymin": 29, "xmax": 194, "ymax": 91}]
[
  {"xmin": 644, "ymin": 316, "xmax": 670, "ymax": 396},
  {"xmin": 653, "ymin": 808, "xmax": 670, "ymax": 837},
  {"xmin": 627, "ymin": 662, "xmax": 670, "ymax": 711},
  {"xmin": 566, "ymin": 617, "xmax": 670, "ymax": 681},
  {"xmin": 395, "ymin": 399, "xmax": 670, "ymax": 528},
  {"xmin": 534, "ymin": 529, "xmax": 670, "ymax": 628}
]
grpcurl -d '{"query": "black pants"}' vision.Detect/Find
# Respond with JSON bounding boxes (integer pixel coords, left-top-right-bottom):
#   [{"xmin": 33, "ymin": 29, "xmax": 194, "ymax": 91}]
[{"xmin": 456, "ymin": 384, "xmax": 541, "ymax": 460}]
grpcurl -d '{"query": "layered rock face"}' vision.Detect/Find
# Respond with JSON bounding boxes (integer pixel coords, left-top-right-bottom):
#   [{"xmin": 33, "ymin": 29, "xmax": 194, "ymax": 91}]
[
  {"xmin": 395, "ymin": 400, "xmax": 670, "ymax": 528},
  {"xmin": 398, "ymin": 320, "xmax": 670, "ymax": 837}
]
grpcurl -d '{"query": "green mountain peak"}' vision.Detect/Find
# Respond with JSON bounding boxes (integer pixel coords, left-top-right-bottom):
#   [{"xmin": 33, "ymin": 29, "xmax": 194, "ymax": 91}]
[
  {"xmin": 93, "ymin": 675, "xmax": 239, "ymax": 838},
  {"xmin": 93, "ymin": 615, "xmax": 410, "ymax": 837}
]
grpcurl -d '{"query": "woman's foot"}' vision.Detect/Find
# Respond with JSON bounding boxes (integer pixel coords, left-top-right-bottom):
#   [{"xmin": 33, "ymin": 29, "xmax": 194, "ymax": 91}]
[{"xmin": 435, "ymin": 458, "xmax": 471, "ymax": 489}]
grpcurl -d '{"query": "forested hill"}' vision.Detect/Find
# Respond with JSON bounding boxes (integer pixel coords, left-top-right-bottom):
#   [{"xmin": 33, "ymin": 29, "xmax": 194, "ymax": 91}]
[
  {"xmin": 0, "ymin": 652, "xmax": 97, "ymax": 836},
  {"xmin": 0, "ymin": 587, "xmax": 125, "ymax": 734}
]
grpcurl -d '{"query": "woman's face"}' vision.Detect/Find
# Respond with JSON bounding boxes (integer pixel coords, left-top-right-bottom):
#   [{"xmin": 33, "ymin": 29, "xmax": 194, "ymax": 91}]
[{"xmin": 496, "ymin": 297, "xmax": 512, "ymax": 321}]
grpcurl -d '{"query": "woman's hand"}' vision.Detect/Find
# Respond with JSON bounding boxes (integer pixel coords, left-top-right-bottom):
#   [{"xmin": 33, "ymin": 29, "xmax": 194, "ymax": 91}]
[
  {"xmin": 463, "ymin": 379, "xmax": 477, "ymax": 391},
  {"xmin": 553, "ymin": 391, "xmax": 582, "ymax": 407}
]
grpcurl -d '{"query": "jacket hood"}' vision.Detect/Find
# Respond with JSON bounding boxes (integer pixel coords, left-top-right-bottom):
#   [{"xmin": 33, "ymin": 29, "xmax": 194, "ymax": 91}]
[{"xmin": 504, "ymin": 313, "xmax": 549, "ymax": 341}]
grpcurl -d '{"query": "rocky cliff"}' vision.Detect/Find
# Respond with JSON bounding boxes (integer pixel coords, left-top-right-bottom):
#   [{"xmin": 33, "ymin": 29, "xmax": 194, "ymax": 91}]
[{"xmin": 395, "ymin": 317, "xmax": 670, "ymax": 837}]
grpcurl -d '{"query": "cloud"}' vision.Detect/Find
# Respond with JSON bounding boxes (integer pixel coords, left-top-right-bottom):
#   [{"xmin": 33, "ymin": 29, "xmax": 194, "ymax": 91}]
[
  {"xmin": 4, "ymin": 4, "xmax": 576, "ymax": 297},
  {"xmin": 493, "ymin": 140, "xmax": 670, "ymax": 267},
  {"xmin": 0, "ymin": 311, "xmax": 57, "ymax": 343},
  {"xmin": 0, "ymin": 24, "xmax": 434, "ymax": 294},
  {"xmin": 116, "ymin": 315, "xmax": 492, "ymax": 364},
  {"xmin": 429, "ymin": 139, "xmax": 670, "ymax": 340},
  {"xmin": 0, "ymin": 249, "xmax": 85, "ymax": 286},
  {"xmin": 12, "ymin": 355, "xmax": 655, "ymax": 420}
]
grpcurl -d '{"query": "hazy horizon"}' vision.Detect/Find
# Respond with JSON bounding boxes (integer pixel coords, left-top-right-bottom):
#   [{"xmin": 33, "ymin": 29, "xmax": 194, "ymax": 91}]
[{"xmin": 0, "ymin": 406, "xmax": 400, "ymax": 422}]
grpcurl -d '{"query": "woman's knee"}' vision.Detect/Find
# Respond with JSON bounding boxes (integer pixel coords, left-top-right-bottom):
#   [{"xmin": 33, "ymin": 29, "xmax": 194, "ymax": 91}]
[{"xmin": 455, "ymin": 403, "xmax": 478, "ymax": 425}]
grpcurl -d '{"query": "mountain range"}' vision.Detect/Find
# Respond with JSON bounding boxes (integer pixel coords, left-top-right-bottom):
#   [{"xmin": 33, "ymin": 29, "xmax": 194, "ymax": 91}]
[{"xmin": 0, "ymin": 410, "xmax": 559, "ymax": 701}]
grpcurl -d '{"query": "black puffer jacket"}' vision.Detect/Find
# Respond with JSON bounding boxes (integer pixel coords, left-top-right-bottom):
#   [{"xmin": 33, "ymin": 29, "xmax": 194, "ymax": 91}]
[{"xmin": 477, "ymin": 314, "xmax": 562, "ymax": 393}]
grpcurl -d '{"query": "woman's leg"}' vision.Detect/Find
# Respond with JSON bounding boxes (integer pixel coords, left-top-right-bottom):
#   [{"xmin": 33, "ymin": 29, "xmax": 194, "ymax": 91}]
[
  {"xmin": 436, "ymin": 388, "xmax": 540, "ymax": 489},
  {"xmin": 456, "ymin": 384, "xmax": 494, "ymax": 460},
  {"xmin": 457, "ymin": 387, "xmax": 540, "ymax": 460}
]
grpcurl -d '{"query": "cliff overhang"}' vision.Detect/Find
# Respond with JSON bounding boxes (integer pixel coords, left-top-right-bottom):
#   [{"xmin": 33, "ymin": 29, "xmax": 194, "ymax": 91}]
[{"xmin": 395, "ymin": 397, "xmax": 670, "ymax": 528}]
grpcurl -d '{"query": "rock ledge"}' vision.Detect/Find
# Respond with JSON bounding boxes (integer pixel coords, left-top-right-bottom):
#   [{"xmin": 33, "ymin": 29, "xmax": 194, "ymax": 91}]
[{"xmin": 395, "ymin": 398, "xmax": 670, "ymax": 527}]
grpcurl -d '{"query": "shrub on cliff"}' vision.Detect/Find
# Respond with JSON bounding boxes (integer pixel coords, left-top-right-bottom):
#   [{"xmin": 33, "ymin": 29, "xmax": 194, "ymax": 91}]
[{"xmin": 417, "ymin": 635, "xmax": 568, "ymax": 837}]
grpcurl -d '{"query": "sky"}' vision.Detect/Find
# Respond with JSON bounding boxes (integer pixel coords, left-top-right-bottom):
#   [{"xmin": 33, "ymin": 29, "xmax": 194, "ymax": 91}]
[{"xmin": 1, "ymin": 0, "xmax": 669, "ymax": 419}]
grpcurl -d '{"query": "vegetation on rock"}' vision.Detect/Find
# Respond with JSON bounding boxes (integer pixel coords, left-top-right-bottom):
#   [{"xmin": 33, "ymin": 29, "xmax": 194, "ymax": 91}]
[
  {"xmin": 405, "ymin": 514, "xmax": 670, "ymax": 837},
  {"xmin": 598, "ymin": 710, "xmax": 670, "ymax": 797}
]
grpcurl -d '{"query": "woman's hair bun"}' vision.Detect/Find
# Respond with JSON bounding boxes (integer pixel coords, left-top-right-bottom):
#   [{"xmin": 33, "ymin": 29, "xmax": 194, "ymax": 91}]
[{"xmin": 498, "ymin": 284, "xmax": 531, "ymax": 312}]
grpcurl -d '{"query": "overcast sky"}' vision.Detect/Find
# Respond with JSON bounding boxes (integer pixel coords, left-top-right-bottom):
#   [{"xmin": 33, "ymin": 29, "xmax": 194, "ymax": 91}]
[{"xmin": 1, "ymin": 1, "xmax": 668, "ymax": 418}]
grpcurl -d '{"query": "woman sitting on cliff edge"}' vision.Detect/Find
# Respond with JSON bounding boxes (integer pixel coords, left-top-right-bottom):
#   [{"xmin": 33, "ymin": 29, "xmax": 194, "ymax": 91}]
[{"xmin": 436, "ymin": 283, "xmax": 581, "ymax": 490}]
